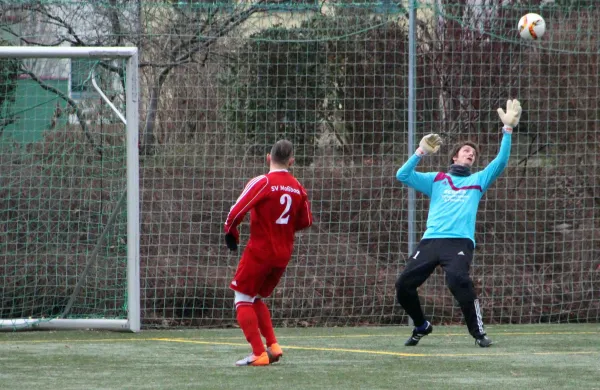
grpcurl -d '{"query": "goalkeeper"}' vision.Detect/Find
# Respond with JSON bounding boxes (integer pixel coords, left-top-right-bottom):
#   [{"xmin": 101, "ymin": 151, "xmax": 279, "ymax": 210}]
[{"xmin": 395, "ymin": 99, "xmax": 522, "ymax": 348}]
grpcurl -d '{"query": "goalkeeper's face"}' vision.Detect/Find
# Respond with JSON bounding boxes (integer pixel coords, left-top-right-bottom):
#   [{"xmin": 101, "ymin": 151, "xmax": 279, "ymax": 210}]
[{"xmin": 453, "ymin": 145, "xmax": 477, "ymax": 167}]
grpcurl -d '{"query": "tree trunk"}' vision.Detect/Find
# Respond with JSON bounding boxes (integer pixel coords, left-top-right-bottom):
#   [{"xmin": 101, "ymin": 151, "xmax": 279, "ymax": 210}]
[{"xmin": 141, "ymin": 68, "xmax": 171, "ymax": 156}]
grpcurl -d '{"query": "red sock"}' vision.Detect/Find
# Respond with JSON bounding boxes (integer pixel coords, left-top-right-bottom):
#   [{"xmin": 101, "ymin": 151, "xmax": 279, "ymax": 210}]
[
  {"xmin": 253, "ymin": 299, "xmax": 277, "ymax": 347},
  {"xmin": 236, "ymin": 303, "xmax": 265, "ymax": 356}
]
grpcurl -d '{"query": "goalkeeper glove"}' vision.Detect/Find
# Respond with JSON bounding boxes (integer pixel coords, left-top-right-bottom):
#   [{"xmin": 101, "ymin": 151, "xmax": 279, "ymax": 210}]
[
  {"xmin": 497, "ymin": 99, "xmax": 522, "ymax": 133},
  {"xmin": 417, "ymin": 133, "xmax": 442, "ymax": 156},
  {"xmin": 225, "ymin": 233, "xmax": 238, "ymax": 251}
]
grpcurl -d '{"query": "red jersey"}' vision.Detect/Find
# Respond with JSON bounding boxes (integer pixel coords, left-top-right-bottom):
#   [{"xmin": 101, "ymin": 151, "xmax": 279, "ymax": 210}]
[{"xmin": 224, "ymin": 169, "xmax": 312, "ymax": 267}]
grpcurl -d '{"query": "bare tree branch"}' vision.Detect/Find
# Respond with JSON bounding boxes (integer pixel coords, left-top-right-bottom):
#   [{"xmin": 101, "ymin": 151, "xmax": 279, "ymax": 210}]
[
  {"xmin": 19, "ymin": 3, "xmax": 88, "ymax": 46},
  {"xmin": 140, "ymin": 0, "xmax": 287, "ymax": 154},
  {"xmin": 0, "ymin": 25, "xmax": 73, "ymax": 46},
  {"xmin": 107, "ymin": 0, "xmax": 123, "ymax": 46}
]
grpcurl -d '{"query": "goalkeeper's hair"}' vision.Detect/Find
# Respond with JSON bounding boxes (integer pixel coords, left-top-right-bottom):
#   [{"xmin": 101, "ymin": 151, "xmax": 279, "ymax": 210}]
[
  {"xmin": 270, "ymin": 140, "xmax": 294, "ymax": 164},
  {"xmin": 449, "ymin": 141, "xmax": 480, "ymax": 164}
]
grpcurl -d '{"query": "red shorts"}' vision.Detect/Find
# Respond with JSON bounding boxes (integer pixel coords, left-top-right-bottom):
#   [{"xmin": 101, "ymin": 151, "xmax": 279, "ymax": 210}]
[{"xmin": 230, "ymin": 250, "xmax": 287, "ymax": 297}]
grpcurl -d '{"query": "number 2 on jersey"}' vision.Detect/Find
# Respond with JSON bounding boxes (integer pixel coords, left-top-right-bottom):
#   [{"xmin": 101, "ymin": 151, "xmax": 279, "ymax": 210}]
[{"xmin": 276, "ymin": 194, "xmax": 292, "ymax": 224}]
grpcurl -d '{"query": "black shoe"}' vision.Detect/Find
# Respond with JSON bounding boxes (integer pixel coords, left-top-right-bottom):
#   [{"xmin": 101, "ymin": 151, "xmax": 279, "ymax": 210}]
[
  {"xmin": 475, "ymin": 335, "xmax": 493, "ymax": 348},
  {"xmin": 405, "ymin": 322, "xmax": 433, "ymax": 346}
]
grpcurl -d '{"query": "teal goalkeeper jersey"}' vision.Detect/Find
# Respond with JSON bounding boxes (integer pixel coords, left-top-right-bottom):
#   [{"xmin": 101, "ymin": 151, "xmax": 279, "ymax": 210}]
[{"xmin": 396, "ymin": 133, "xmax": 512, "ymax": 246}]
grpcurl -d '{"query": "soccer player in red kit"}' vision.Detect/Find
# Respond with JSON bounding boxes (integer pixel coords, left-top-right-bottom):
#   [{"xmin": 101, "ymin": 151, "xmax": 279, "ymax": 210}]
[{"xmin": 224, "ymin": 140, "xmax": 313, "ymax": 366}]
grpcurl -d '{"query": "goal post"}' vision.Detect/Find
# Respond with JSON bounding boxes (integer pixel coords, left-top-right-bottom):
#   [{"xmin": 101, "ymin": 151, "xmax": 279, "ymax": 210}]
[{"xmin": 0, "ymin": 46, "xmax": 140, "ymax": 332}]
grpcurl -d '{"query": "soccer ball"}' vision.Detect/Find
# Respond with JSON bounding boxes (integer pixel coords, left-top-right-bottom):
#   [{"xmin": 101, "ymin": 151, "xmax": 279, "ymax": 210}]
[{"xmin": 518, "ymin": 13, "xmax": 546, "ymax": 40}]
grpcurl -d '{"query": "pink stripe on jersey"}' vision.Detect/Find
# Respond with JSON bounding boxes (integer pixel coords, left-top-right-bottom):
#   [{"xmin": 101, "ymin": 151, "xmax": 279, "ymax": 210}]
[{"xmin": 434, "ymin": 172, "xmax": 482, "ymax": 192}]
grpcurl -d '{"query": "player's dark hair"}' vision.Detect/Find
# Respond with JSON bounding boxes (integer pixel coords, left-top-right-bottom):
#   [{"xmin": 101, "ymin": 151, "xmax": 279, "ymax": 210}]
[
  {"xmin": 449, "ymin": 141, "xmax": 480, "ymax": 165},
  {"xmin": 270, "ymin": 140, "xmax": 294, "ymax": 164}
]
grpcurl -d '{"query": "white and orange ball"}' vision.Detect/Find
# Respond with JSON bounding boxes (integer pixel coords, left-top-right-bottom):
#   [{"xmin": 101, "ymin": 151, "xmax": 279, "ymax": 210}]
[{"xmin": 518, "ymin": 13, "xmax": 546, "ymax": 40}]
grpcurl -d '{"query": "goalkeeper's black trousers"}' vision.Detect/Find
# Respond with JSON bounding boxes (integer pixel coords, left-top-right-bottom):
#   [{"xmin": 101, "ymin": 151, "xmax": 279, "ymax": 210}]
[{"xmin": 395, "ymin": 238, "xmax": 486, "ymax": 338}]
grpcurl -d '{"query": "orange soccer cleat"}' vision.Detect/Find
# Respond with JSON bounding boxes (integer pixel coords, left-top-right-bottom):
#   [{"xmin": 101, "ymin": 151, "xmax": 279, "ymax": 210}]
[
  {"xmin": 235, "ymin": 351, "xmax": 270, "ymax": 367},
  {"xmin": 266, "ymin": 343, "xmax": 283, "ymax": 363}
]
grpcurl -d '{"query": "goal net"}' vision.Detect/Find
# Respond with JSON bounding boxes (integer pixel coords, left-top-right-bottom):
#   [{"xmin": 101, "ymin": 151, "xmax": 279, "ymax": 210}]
[{"xmin": 0, "ymin": 47, "xmax": 140, "ymax": 331}]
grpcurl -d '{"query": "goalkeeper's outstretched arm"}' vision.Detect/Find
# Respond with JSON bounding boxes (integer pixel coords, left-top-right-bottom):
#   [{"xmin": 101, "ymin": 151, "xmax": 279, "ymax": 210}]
[
  {"xmin": 479, "ymin": 99, "xmax": 523, "ymax": 190},
  {"xmin": 396, "ymin": 134, "xmax": 441, "ymax": 197},
  {"xmin": 479, "ymin": 132, "xmax": 511, "ymax": 191}
]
